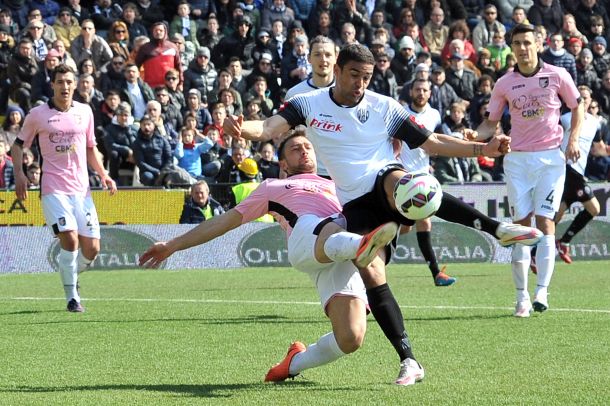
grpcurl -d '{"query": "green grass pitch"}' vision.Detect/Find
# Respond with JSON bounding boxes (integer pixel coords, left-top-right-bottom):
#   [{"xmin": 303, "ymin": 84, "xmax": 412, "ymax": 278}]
[{"xmin": 1, "ymin": 262, "xmax": 609, "ymax": 405}]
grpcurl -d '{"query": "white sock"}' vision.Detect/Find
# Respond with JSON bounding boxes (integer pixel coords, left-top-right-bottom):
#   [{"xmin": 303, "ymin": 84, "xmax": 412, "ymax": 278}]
[
  {"xmin": 57, "ymin": 249, "xmax": 80, "ymax": 303},
  {"xmin": 323, "ymin": 232, "xmax": 362, "ymax": 262},
  {"xmin": 511, "ymin": 244, "xmax": 530, "ymax": 302},
  {"xmin": 289, "ymin": 332, "xmax": 346, "ymax": 375},
  {"xmin": 535, "ymin": 235, "xmax": 555, "ymax": 299},
  {"xmin": 77, "ymin": 250, "xmax": 94, "ymax": 273}
]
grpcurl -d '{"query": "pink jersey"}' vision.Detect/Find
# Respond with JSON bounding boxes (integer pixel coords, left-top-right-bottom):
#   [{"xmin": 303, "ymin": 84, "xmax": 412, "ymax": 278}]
[
  {"xmin": 17, "ymin": 101, "xmax": 96, "ymax": 196},
  {"xmin": 234, "ymin": 173, "xmax": 342, "ymax": 236},
  {"xmin": 486, "ymin": 61, "xmax": 580, "ymax": 152}
]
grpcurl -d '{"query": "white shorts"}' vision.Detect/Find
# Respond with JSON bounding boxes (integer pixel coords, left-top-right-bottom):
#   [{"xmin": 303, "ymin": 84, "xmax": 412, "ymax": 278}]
[
  {"xmin": 504, "ymin": 149, "xmax": 566, "ymax": 221},
  {"xmin": 288, "ymin": 214, "xmax": 367, "ymax": 313},
  {"xmin": 41, "ymin": 194, "xmax": 101, "ymax": 239}
]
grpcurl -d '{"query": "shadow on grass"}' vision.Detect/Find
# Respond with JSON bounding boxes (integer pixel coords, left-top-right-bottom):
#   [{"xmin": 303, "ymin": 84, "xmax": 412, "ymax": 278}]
[
  {"xmin": 0, "ymin": 381, "xmax": 318, "ymax": 398},
  {"xmin": 0, "ymin": 309, "xmax": 61, "ymax": 316},
  {"xmin": 397, "ymin": 313, "xmax": 514, "ymax": 322}
]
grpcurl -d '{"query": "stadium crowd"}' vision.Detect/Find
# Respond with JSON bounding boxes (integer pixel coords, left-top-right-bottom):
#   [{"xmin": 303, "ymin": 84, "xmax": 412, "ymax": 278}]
[{"xmin": 1, "ymin": 0, "xmax": 610, "ymax": 210}]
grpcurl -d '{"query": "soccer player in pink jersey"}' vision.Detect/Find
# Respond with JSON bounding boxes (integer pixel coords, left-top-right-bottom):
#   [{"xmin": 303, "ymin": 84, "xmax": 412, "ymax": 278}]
[
  {"xmin": 476, "ymin": 24, "xmax": 584, "ymax": 317},
  {"xmin": 139, "ymin": 133, "xmax": 402, "ymax": 384},
  {"xmin": 11, "ymin": 64, "xmax": 117, "ymax": 313}
]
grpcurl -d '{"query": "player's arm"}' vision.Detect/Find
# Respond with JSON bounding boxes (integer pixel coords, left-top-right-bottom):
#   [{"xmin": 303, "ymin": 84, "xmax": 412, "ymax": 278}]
[
  {"xmin": 87, "ymin": 146, "xmax": 117, "ymax": 195},
  {"xmin": 565, "ymin": 101, "xmax": 585, "ymax": 163},
  {"xmin": 139, "ymin": 208, "xmax": 243, "ymax": 268},
  {"xmin": 10, "ymin": 140, "xmax": 28, "ymax": 201},
  {"xmin": 473, "ymin": 118, "xmax": 501, "ymax": 141},
  {"xmin": 224, "ymin": 114, "xmax": 292, "ymax": 143},
  {"xmin": 421, "ymin": 132, "xmax": 510, "ymax": 158}
]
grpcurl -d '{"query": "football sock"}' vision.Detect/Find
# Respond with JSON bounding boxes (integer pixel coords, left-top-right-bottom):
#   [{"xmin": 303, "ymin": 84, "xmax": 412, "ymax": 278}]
[
  {"xmin": 535, "ymin": 235, "xmax": 555, "ymax": 299},
  {"xmin": 561, "ymin": 210, "xmax": 594, "ymax": 244},
  {"xmin": 323, "ymin": 231, "xmax": 363, "ymax": 262},
  {"xmin": 416, "ymin": 231, "xmax": 440, "ymax": 278},
  {"xmin": 77, "ymin": 250, "xmax": 94, "ymax": 273},
  {"xmin": 511, "ymin": 244, "xmax": 530, "ymax": 302},
  {"xmin": 367, "ymin": 284, "xmax": 415, "ymax": 362},
  {"xmin": 289, "ymin": 332, "xmax": 345, "ymax": 375},
  {"xmin": 435, "ymin": 193, "xmax": 499, "ymax": 237},
  {"xmin": 57, "ymin": 249, "xmax": 80, "ymax": 303}
]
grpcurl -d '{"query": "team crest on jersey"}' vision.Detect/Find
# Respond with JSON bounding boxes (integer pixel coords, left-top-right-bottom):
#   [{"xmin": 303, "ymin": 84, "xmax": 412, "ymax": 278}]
[
  {"xmin": 356, "ymin": 108, "xmax": 369, "ymax": 123},
  {"xmin": 539, "ymin": 77, "xmax": 549, "ymax": 88},
  {"xmin": 58, "ymin": 217, "xmax": 66, "ymax": 226},
  {"xmin": 74, "ymin": 114, "xmax": 82, "ymax": 125}
]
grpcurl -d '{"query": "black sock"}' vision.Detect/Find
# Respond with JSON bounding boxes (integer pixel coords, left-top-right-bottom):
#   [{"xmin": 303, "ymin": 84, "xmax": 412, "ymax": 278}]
[
  {"xmin": 436, "ymin": 193, "xmax": 499, "ymax": 237},
  {"xmin": 561, "ymin": 210, "xmax": 594, "ymax": 244},
  {"xmin": 366, "ymin": 283, "xmax": 415, "ymax": 362},
  {"xmin": 416, "ymin": 231, "xmax": 440, "ymax": 278}
]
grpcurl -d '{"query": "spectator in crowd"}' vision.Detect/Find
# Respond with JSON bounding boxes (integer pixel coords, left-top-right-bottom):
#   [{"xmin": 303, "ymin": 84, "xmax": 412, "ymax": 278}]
[
  {"xmin": 281, "ymin": 34, "xmax": 310, "ymax": 89},
  {"xmin": 422, "ymin": 7, "xmax": 448, "ymax": 62},
  {"xmin": 136, "ymin": 0, "xmax": 165, "ymax": 29},
  {"xmin": 227, "ymin": 57, "xmax": 248, "ymax": 98},
  {"xmin": 500, "ymin": 4, "xmax": 532, "ymax": 29},
  {"xmin": 577, "ymin": 48, "xmax": 600, "ymax": 91},
  {"xmin": 174, "ymin": 127, "xmax": 214, "ymax": 180},
  {"xmin": 398, "ymin": 62, "xmax": 430, "ymax": 105},
  {"xmin": 0, "ymin": 139, "xmax": 14, "ymax": 190},
  {"xmin": 332, "ymin": 0, "xmax": 369, "ymax": 44},
  {"xmin": 212, "ymin": 15, "xmax": 256, "ymax": 70},
  {"xmin": 107, "ymin": 20, "xmax": 130, "ymax": 61},
  {"xmin": 74, "ymin": 73, "xmax": 104, "ymax": 122},
  {"xmin": 32, "ymin": 48, "xmax": 61, "ymax": 105},
  {"xmin": 561, "ymin": 13, "xmax": 587, "ymax": 45},
  {"xmin": 99, "ymin": 55, "xmax": 126, "ymax": 95},
  {"xmin": 21, "ymin": 147, "xmax": 35, "ymax": 174},
  {"xmin": 369, "ymin": 52, "xmax": 398, "ymax": 99},
  {"xmin": 135, "ymin": 21, "xmax": 181, "ymax": 89},
  {"xmin": 70, "ymin": 19, "xmax": 113, "ymax": 70},
  {"xmin": 262, "ymin": 0, "xmax": 295, "ymax": 34},
  {"xmin": 51, "ymin": 39, "xmax": 78, "ymax": 72},
  {"xmin": 586, "ymin": 14, "xmax": 607, "ymax": 44},
  {"xmin": 440, "ymin": 20, "xmax": 476, "ymax": 66},
  {"xmin": 0, "ymin": 25, "xmax": 13, "ymax": 112},
  {"xmin": 200, "ymin": 124, "xmax": 225, "ymax": 180},
  {"xmin": 121, "ymin": 62, "xmax": 155, "ymax": 120},
  {"xmin": 591, "ymin": 36, "xmax": 610, "ymax": 78},
  {"xmin": 338, "ymin": 22, "xmax": 359, "ymax": 47},
  {"xmin": 244, "ymin": 75, "xmax": 274, "ymax": 118},
  {"xmin": 185, "ymin": 0, "xmax": 216, "ymax": 24},
  {"xmin": 218, "ymin": 88, "xmax": 243, "ymax": 116},
  {"xmin": 133, "ymin": 114, "xmax": 173, "ymax": 186},
  {"xmin": 268, "ymin": 18, "xmax": 287, "ymax": 62},
  {"xmin": 198, "ymin": 15, "xmax": 223, "ymax": 52},
  {"xmin": 0, "ymin": 105, "xmax": 25, "ymax": 147},
  {"xmin": 391, "ymin": 35, "xmax": 416, "ymax": 86},
  {"xmin": 534, "ymin": 24, "xmax": 548, "ymax": 52},
  {"xmin": 210, "ymin": 69, "xmax": 239, "ymax": 104},
  {"xmin": 169, "ymin": 33, "xmax": 195, "ymax": 73},
  {"xmin": 257, "ymin": 141, "xmax": 280, "ymax": 179},
  {"xmin": 121, "ymin": 2, "xmax": 148, "ymax": 47},
  {"xmin": 247, "ymin": 52, "xmax": 282, "ymax": 107},
  {"xmin": 95, "ymin": 89, "xmax": 122, "ymax": 142},
  {"xmin": 586, "ymin": 98, "xmax": 610, "ymax": 180},
  {"xmin": 429, "ymin": 64, "xmax": 463, "ymax": 117},
  {"xmin": 527, "ymin": 0, "xmax": 563, "ymax": 36},
  {"xmin": 0, "ymin": 5, "xmax": 25, "ymax": 32},
  {"xmin": 53, "ymin": 7, "xmax": 81, "ymax": 49},
  {"xmin": 252, "ymin": 29, "xmax": 273, "ymax": 66},
  {"xmin": 146, "ymin": 99, "xmax": 179, "ymax": 151},
  {"xmin": 475, "ymin": 48, "xmax": 496, "ymax": 79},
  {"xmin": 183, "ymin": 46, "xmax": 217, "ymax": 102},
  {"xmin": 567, "ymin": 36, "xmax": 584, "ymax": 59},
  {"xmin": 445, "ymin": 52, "xmax": 477, "ymax": 101},
  {"xmin": 77, "ymin": 57, "xmax": 96, "ymax": 77},
  {"xmin": 25, "ymin": 20, "xmax": 50, "ymax": 62},
  {"xmin": 8, "ymin": 38, "xmax": 39, "ymax": 113},
  {"xmin": 26, "ymin": 162, "xmax": 41, "ymax": 189},
  {"xmin": 486, "ymin": 31, "xmax": 511, "ymax": 71},
  {"xmin": 179, "ymin": 180, "xmax": 225, "ymax": 223},
  {"xmin": 229, "ymin": 157, "xmax": 274, "ymax": 222},
  {"xmin": 421, "ymin": 0, "xmax": 466, "ymax": 25},
  {"xmin": 25, "ymin": 8, "xmax": 57, "ymax": 48},
  {"xmin": 574, "ymin": 0, "xmax": 610, "ymax": 36},
  {"xmin": 181, "ymin": 111, "xmax": 205, "ymax": 140},
  {"xmin": 183, "ymin": 88, "xmax": 213, "ymax": 131},
  {"xmin": 164, "ymin": 68, "xmax": 186, "ymax": 111},
  {"xmin": 156, "ymin": 86, "xmax": 183, "ymax": 133},
  {"xmin": 170, "ymin": 1, "xmax": 200, "ymax": 49},
  {"xmin": 104, "ymin": 102, "xmax": 138, "ymax": 185},
  {"xmin": 472, "ymin": 4, "xmax": 505, "ymax": 51},
  {"xmin": 91, "ymin": 0, "xmax": 123, "ymax": 37},
  {"xmin": 217, "ymin": 144, "xmax": 248, "ymax": 183},
  {"xmin": 542, "ymin": 32, "xmax": 577, "ymax": 82},
  {"xmin": 311, "ymin": 10, "xmax": 338, "ymax": 41},
  {"xmin": 469, "ymin": 75, "xmax": 494, "ymax": 126},
  {"xmin": 0, "ymin": 9, "xmax": 18, "ymax": 38},
  {"xmin": 65, "ymin": 0, "xmax": 90, "ymax": 23},
  {"xmin": 128, "ymin": 35, "xmax": 149, "ymax": 66}
]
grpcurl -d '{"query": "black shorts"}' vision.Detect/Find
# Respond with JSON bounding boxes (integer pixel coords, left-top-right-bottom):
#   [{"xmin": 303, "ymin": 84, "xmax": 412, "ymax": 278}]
[
  {"xmin": 562, "ymin": 165, "xmax": 594, "ymax": 206},
  {"xmin": 342, "ymin": 163, "xmax": 414, "ymax": 235}
]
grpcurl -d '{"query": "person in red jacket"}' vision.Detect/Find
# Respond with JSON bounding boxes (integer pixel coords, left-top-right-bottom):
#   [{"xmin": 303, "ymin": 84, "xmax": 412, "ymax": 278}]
[{"xmin": 135, "ymin": 21, "xmax": 182, "ymax": 89}]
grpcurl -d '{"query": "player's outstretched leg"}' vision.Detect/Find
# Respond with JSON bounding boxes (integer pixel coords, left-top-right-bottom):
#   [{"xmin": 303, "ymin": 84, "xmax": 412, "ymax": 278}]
[{"xmin": 264, "ymin": 342, "xmax": 306, "ymax": 382}]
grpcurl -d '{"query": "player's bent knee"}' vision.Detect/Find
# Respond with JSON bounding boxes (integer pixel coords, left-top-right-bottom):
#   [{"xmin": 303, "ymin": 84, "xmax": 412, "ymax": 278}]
[{"xmin": 335, "ymin": 329, "xmax": 365, "ymax": 354}]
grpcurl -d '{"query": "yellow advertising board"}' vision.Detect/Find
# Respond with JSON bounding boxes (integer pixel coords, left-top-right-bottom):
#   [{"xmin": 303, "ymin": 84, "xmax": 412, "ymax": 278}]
[{"xmin": 0, "ymin": 189, "xmax": 186, "ymax": 225}]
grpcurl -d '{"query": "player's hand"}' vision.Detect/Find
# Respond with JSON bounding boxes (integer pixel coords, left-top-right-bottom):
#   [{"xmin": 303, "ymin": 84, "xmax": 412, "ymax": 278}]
[
  {"xmin": 14, "ymin": 171, "xmax": 29, "ymax": 201},
  {"xmin": 223, "ymin": 114, "xmax": 243, "ymax": 138},
  {"xmin": 483, "ymin": 134, "xmax": 511, "ymax": 157},
  {"xmin": 565, "ymin": 139, "xmax": 581, "ymax": 163},
  {"xmin": 139, "ymin": 242, "xmax": 173, "ymax": 268},
  {"xmin": 463, "ymin": 129, "xmax": 478, "ymax": 141},
  {"xmin": 101, "ymin": 175, "xmax": 117, "ymax": 195}
]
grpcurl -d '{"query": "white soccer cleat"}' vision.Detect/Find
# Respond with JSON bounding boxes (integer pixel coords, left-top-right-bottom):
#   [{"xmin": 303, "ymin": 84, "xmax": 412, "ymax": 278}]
[
  {"xmin": 533, "ymin": 293, "xmax": 549, "ymax": 313},
  {"xmin": 496, "ymin": 223, "xmax": 543, "ymax": 247},
  {"xmin": 354, "ymin": 222, "xmax": 399, "ymax": 268},
  {"xmin": 514, "ymin": 300, "xmax": 533, "ymax": 318},
  {"xmin": 395, "ymin": 358, "xmax": 425, "ymax": 386}
]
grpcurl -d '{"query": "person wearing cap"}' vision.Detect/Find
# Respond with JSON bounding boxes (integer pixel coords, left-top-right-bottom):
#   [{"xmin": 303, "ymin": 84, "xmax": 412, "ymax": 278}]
[
  {"xmin": 472, "ymin": 4, "xmax": 506, "ymax": 52},
  {"xmin": 184, "ymin": 88, "xmax": 214, "ymax": 131},
  {"xmin": 422, "ymin": 6, "xmax": 449, "ymax": 61},
  {"xmin": 183, "ymin": 46, "xmax": 218, "ymax": 101},
  {"xmin": 541, "ymin": 32, "xmax": 577, "ymax": 82},
  {"xmin": 0, "ymin": 105, "xmax": 24, "ymax": 147},
  {"xmin": 179, "ymin": 180, "xmax": 225, "ymax": 224},
  {"xmin": 369, "ymin": 52, "xmax": 398, "ymax": 99},
  {"xmin": 576, "ymin": 48, "xmax": 600, "ymax": 92},
  {"xmin": 445, "ymin": 52, "xmax": 477, "ymax": 101},
  {"xmin": 566, "ymin": 36, "xmax": 584, "ymax": 59},
  {"xmin": 262, "ymin": 0, "xmax": 295, "ymax": 35},
  {"xmin": 237, "ymin": 0, "xmax": 261, "ymax": 37},
  {"xmin": 135, "ymin": 21, "xmax": 182, "ymax": 89},
  {"xmin": 391, "ymin": 35, "xmax": 417, "ymax": 86},
  {"xmin": 211, "ymin": 14, "xmax": 256, "ymax": 70},
  {"xmin": 8, "ymin": 38, "xmax": 39, "ymax": 113},
  {"xmin": 230, "ymin": 157, "xmax": 274, "ymax": 222},
  {"xmin": 170, "ymin": 1, "xmax": 200, "ymax": 50},
  {"xmin": 31, "ymin": 47, "xmax": 62, "ymax": 105},
  {"xmin": 53, "ymin": 7, "xmax": 80, "ymax": 49},
  {"xmin": 281, "ymin": 33, "xmax": 311, "ymax": 89},
  {"xmin": 398, "ymin": 62, "xmax": 430, "ymax": 105},
  {"xmin": 252, "ymin": 28, "xmax": 273, "ymax": 66},
  {"xmin": 476, "ymin": 23, "xmax": 583, "ymax": 317},
  {"xmin": 246, "ymin": 51, "xmax": 282, "ymax": 107},
  {"xmin": 590, "ymin": 35, "xmax": 610, "ymax": 78}
]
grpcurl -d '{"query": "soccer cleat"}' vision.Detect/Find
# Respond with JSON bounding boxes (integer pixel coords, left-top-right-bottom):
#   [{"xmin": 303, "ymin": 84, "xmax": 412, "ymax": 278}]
[
  {"xmin": 66, "ymin": 298, "xmax": 85, "ymax": 313},
  {"xmin": 354, "ymin": 222, "xmax": 399, "ymax": 268},
  {"xmin": 533, "ymin": 294, "xmax": 549, "ymax": 313},
  {"xmin": 514, "ymin": 300, "xmax": 533, "ymax": 318},
  {"xmin": 496, "ymin": 223, "xmax": 544, "ymax": 247},
  {"xmin": 530, "ymin": 255, "xmax": 538, "ymax": 275},
  {"xmin": 264, "ymin": 341, "xmax": 306, "ymax": 382},
  {"xmin": 395, "ymin": 358, "xmax": 425, "ymax": 386},
  {"xmin": 434, "ymin": 267, "xmax": 456, "ymax": 286},
  {"xmin": 556, "ymin": 240, "xmax": 572, "ymax": 264}
]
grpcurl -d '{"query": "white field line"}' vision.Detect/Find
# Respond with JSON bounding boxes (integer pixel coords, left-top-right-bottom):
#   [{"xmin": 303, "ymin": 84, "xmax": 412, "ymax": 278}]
[{"xmin": 1, "ymin": 296, "xmax": 609, "ymax": 314}]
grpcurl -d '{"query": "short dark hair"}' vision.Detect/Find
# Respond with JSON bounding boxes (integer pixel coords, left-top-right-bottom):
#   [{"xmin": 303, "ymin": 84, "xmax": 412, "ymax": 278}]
[
  {"xmin": 277, "ymin": 130, "xmax": 307, "ymax": 160},
  {"xmin": 336, "ymin": 43, "xmax": 375, "ymax": 68},
  {"xmin": 508, "ymin": 23, "xmax": 535, "ymax": 44},
  {"xmin": 309, "ymin": 35, "xmax": 335, "ymax": 53},
  {"xmin": 50, "ymin": 63, "xmax": 76, "ymax": 82}
]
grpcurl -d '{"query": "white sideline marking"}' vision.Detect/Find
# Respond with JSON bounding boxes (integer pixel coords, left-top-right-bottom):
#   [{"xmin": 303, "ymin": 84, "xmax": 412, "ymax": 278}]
[{"xmin": 1, "ymin": 297, "xmax": 610, "ymax": 314}]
